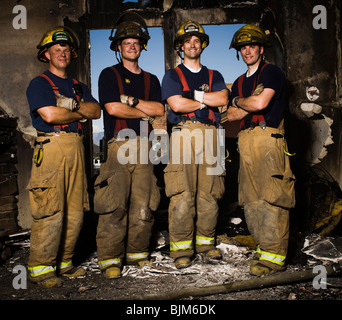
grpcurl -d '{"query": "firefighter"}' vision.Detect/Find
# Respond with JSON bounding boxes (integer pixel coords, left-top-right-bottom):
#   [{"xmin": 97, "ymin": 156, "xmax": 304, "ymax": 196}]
[
  {"xmin": 227, "ymin": 24, "xmax": 296, "ymax": 275},
  {"xmin": 161, "ymin": 21, "xmax": 228, "ymax": 269},
  {"xmin": 94, "ymin": 12, "xmax": 164, "ymax": 278},
  {"xmin": 26, "ymin": 27, "xmax": 101, "ymax": 288}
]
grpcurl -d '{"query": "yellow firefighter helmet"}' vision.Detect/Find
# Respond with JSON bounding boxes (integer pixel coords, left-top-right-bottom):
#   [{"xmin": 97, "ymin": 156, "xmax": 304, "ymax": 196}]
[
  {"xmin": 174, "ymin": 20, "xmax": 209, "ymax": 51},
  {"xmin": 37, "ymin": 26, "xmax": 78, "ymax": 63}
]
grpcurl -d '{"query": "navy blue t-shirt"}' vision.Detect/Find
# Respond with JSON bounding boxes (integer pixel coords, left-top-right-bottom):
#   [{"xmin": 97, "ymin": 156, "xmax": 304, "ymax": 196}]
[
  {"xmin": 26, "ymin": 70, "xmax": 98, "ymax": 132},
  {"xmin": 230, "ymin": 62, "xmax": 286, "ymax": 129},
  {"xmin": 162, "ymin": 64, "xmax": 227, "ymax": 125},
  {"xmin": 98, "ymin": 63, "xmax": 162, "ymax": 140}
]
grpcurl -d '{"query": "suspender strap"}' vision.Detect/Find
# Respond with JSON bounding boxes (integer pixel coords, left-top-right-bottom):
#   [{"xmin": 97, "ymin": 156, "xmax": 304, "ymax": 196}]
[
  {"xmin": 40, "ymin": 74, "xmax": 83, "ymax": 132},
  {"xmin": 110, "ymin": 66, "xmax": 128, "ymax": 132},
  {"xmin": 110, "ymin": 66, "xmax": 151, "ymax": 133},
  {"xmin": 174, "ymin": 66, "xmax": 216, "ymax": 124},
  {"xmin": 239, "ymin": 63, "xmax": 268, "ymax": 129}
]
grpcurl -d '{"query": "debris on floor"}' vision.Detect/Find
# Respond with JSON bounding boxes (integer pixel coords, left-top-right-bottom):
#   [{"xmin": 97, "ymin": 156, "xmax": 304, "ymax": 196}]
[{"xmin": 302, "ymin": 234, "xmax": 342, "ymax": 263}]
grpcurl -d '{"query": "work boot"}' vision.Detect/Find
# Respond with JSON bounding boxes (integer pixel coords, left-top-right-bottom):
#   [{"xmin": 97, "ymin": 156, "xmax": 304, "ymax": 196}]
[
  {"xmin": 137, "ymin": 260, "xmax": 154, "ymax": 268},
  {"xmin": 175, "ymin": 257, "xmax": 192, "ymax": 269},
  {"xmin": 103, "ymin": 266, "xmax": 121, "ymax": 279},
  {"xmin": 60, "ymin": 266, "xmax": 86, "ymax": 278},
  {"xmin": 204, "ymin": 249, "xmax": 222, "ymax": 259},
  {"xmin": 30, "ymin": 272, "xmax": 63, "ymax": 288},
  {"xmin": 246, "ymin": 259, "xmax": 259, "ymax": 267},
  {"xmin": 249, "ymin": 263, "xmax": 275, "ymax": 276}
]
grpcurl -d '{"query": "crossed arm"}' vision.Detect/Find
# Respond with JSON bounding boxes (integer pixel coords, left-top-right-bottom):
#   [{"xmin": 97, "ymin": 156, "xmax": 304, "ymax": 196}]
[
  {"xmin": 166, "ymin": 89, "xmax": 229, "ymax": 113},
  {"xmin": 227, "ymin": 87, "xmax": 275, "ymax": 122},
  {"xmin": 37, "ymin": 100, "xmax": 101, "ymax": 124},
  {"xmin": 104, "ymin": 98, "xmax": 164, "ymax": 119}
]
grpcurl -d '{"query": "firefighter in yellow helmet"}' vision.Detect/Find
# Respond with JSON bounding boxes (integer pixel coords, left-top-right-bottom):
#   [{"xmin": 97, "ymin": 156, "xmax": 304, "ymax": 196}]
[
  {"xmin": 26, "ymin": 27, "xmax": 101, "ymax": 287},
  {"xmin": 227, "ymin": 24, "xmax": 295, "ymax": 276},
  {"xmin": 161, "ymin": 20, "xmax": 228, "ymax": 269}
]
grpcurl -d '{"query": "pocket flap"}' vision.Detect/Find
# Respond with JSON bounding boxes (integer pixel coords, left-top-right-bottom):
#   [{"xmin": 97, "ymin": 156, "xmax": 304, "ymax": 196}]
[{"xmin": 26, "ymin": 171, "xmax": 58, "ymax": 190}]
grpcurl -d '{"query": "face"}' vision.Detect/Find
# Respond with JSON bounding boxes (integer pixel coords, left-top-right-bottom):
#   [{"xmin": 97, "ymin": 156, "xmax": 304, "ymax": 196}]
[
  {"xmin": 45, "ymin": 43, "xmax": 71, "ymax": 70},
  {"xmin": 119, "ymin": 38, "xmax": 142, "ymax": 62},
  {"xmin": 239, "ymin": 44, "xmax": 264, "ymax": 67},
  {"xmin": 181, "ymin": 35, "xmax": 202, "ymax": 59}
]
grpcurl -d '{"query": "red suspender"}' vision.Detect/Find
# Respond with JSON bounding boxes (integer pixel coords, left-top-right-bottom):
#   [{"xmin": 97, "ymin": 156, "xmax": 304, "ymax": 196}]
[
  {"xmin": 110, "ymin": 66, "xmax": 128, "ymax": 132},
  {"xmin": 40, "ymin": 74, "xmax": 82, "ymax": 131},
  {"xmin": 110, "ymin": 66, "xmax": 151, "ymax": 133},
  {"xmin": 207, "ymin": 69, "xmax": 215, "ymax": 123},
  {"xmin": 239, "ymin": 63, "xmax": 268, "ymax": 129},
  {"xmin": 174, "ymin": 66, "xmax": 216, "ymax": 124}
]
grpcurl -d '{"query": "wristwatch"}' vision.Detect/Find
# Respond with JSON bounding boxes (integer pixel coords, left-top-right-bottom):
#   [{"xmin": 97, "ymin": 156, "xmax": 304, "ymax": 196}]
[
  {"xmin": 232, "ymin": 96, "xmax": 240, "ymax": 108},
  {"xmin": 131, "ymin": 97, "xmax": 139, "ymax": 108},
  {"xmin": 72, "ymin": 99, "xmax": 80, "ymax": 111}
]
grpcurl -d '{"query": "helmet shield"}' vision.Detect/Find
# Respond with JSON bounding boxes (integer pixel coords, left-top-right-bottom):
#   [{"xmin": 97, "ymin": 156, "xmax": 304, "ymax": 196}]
[{"xmin": 174, "ymin": 20, "xmax": 209, "ymax": 51}]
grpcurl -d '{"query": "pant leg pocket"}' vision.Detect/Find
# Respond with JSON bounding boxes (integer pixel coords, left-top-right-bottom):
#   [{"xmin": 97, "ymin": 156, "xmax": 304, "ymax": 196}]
[
  {"xmin": 149, "ymin": 175, "xmax": 161, "ymax": 211},
  {"xmin": 211, "ymin": 171, "xmax": 226, "ymax": 200},
  {"xmin": 163, "ymin": 164, "xmax": 185, "ymax": 198},
  {"xmin": 26, "ymin": 171, "xmax": 60, "ymax": 220},
  {"xmin": 264, "ymin": 174, "xmax": 296, "ymax": 209},
  {"xmin": 94, "ymin": 172, "xmax": 120, "ymax": 214}
]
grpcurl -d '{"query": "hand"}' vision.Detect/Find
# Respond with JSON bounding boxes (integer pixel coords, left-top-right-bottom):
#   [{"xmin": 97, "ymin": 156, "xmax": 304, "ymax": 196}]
[
  {"xmin": 55, "ymin": 92, "xmax": 74, "ymax": 111},
  {"xmin": 120, "ymin": 94, "xmax": 130, "ymax": 105},
  {"xmin": 253, "ymin": 83, "xmax": 264, "ymax": 96},
  {"xmin": 141, "ymin": 116, "xmax": 155, "ymax": 125},
  {"xmin": 194, "ymin": 90, "xmax": 204, "ymax": 103}
]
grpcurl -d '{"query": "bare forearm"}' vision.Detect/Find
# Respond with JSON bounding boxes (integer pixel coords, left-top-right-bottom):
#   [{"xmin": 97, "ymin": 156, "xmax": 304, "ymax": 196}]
[
  {"xmin": 203, "ymin": 89, "xmax": 229, "ymax": 107},
  {"xmin": 38, "ymin": 106, "xmax": 83, "ymax": 124},
  {"xmin": 77, "ymin": 101, "xmax": 101, "ymax": 119},
  {"xmin": 105, "ymin": 102, "xmax": 147, "ymax": 119},
  {"xmin": 227, "ymin": 106, "xmax": 249, "ymax": 121},
  {"xmin": 134, "ymin": 100, "xmax": 165, "ymax": 117}
]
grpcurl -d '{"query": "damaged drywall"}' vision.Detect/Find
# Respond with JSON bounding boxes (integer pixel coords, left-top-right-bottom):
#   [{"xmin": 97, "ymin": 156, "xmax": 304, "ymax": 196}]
[{"xmin": 300, "ymin": 102, "xmax": 334, "ymax": 165}]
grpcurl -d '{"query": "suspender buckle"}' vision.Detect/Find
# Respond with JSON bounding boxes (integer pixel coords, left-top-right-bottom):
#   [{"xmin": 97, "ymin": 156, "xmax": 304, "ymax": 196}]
[{"xmin": 259, "ymin": 121, "xmax": 266, "ymax": 130}]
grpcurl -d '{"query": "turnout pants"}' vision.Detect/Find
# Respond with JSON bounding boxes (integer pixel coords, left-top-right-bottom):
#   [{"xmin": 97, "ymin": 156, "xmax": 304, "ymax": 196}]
[
  {"xmin": 27, "ymin": 132, "xmax": 89, "ymax": 279},
  {"xmin": 238, "ymin": 125, "xmax": 295, "ymax": 270},
  {"xmin": 94, "ymin": 136, "xmax": 160, "ymax": 269},
  {"xmin": 164, "ymin": 121, "xmax": 225, "ymax": 260}
]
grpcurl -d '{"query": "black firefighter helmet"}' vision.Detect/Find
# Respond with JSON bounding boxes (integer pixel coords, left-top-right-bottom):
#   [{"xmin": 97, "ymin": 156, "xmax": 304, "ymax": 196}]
[{"xmin": 109, "ymin": 12, "xmax": 150, "ymax": 51}]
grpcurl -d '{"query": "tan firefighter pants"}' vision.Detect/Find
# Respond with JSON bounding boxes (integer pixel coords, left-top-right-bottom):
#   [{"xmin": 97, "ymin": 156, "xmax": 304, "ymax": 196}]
[
  {"xmin": 164, "ymin": 121, "xmax": 225, "ymax": 260},
  {"xmin": 238, "ymin": 124, "xmax": 295, "ymax": 270},
  {"xmin": 26, "ymin": 132, "xmax": 89, "ymax": 278},
  {"xmin": 94, "ymin": 136, "xmax": 160, "ymax": 269}
]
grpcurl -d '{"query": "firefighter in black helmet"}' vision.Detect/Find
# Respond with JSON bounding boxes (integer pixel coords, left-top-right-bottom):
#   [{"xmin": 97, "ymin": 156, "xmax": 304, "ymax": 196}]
[{"xmin": 94, "ymin": 12, "xmax": 164, "ymax": 279}]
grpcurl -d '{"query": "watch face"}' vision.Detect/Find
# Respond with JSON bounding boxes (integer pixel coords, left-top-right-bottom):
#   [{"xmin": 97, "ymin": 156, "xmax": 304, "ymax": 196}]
[
  {"xmin": 73, "ymin": 101, "xmax": 80, "ymax": 111},
  {"xmin": 132, "ymin": 97, "xmax": 139, "ymax": 107}
]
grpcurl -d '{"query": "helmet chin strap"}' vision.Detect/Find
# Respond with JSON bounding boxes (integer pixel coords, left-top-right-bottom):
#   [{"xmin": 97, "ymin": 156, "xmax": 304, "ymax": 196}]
[
  {"xmin": 177, "ymin": 50, "xmax": 184, "ymax": 60},
  {"xmin": 115, "ymin": 50, "xmax": 121, "ymax": 64}
]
